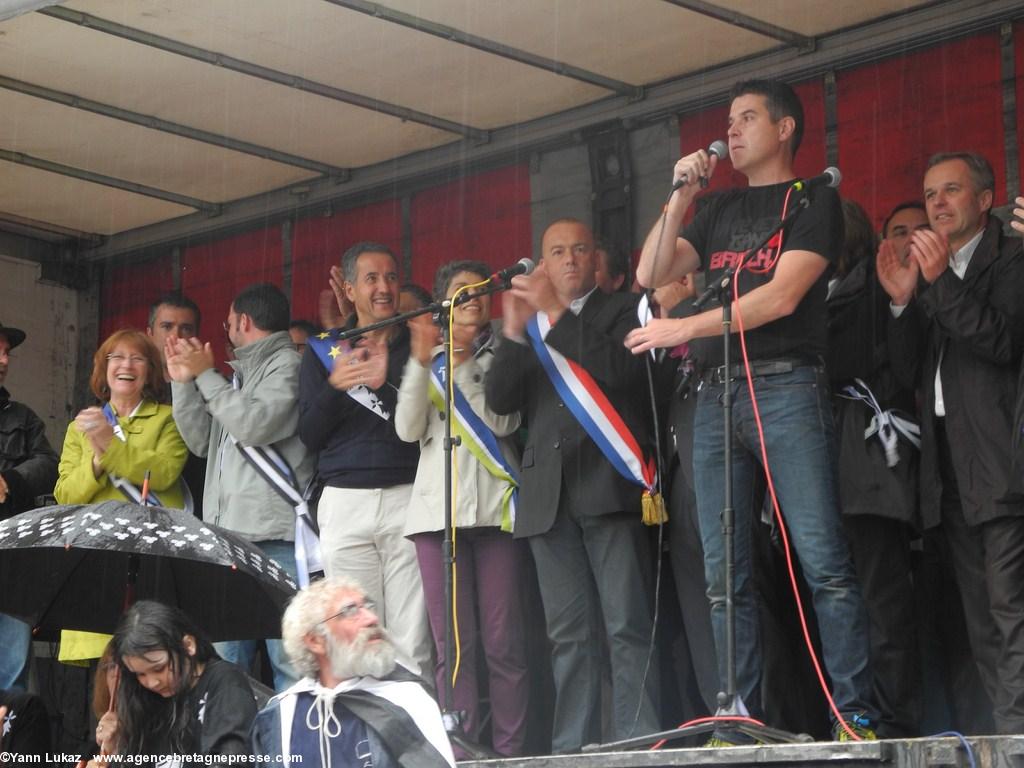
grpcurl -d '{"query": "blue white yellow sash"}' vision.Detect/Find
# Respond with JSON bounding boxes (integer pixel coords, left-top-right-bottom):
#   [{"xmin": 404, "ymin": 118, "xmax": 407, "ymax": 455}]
[
  {"xmin": 428, "ymin": 354, "xmax": 518, "ymax": 532},
  {"xmin": 308, "ymin": 330, "xmax": 389, "ymax": 420},
  {"xmin": 525, "ymin": 314, "xmax": 665, "ymax": 524}
]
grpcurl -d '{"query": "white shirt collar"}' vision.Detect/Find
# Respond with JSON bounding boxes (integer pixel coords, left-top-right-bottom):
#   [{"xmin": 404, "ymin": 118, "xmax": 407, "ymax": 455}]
[
  {"xmin": 568, "ymin": 286, "xmax": 599, "ymax": 316},
  {"xmin": 949, "ymin": 227, "xmax": 985, "ymax": 279}
]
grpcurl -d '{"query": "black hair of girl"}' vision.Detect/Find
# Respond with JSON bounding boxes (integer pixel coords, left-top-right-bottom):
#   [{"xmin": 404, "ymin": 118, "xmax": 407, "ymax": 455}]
[
  {"xmin": 112, "ymin": 600, "xmax": 216, "ymax": 755},
  {"xmin": 432, "ymin": 260, "xmax": 492, "ymax": 301}
]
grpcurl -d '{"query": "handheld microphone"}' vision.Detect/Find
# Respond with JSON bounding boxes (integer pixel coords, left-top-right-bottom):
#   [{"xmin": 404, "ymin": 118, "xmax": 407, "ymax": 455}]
[
  {"xmin": 672, "ymin": 140, "xmax": 729, "ymax": 191},
  {"xmin": 792, "ymin": 167, "xmax": 842, "ymax": 193},
  {"xmin": 489, "ymin": 257, "xmax": 535, "ymax": 283}
]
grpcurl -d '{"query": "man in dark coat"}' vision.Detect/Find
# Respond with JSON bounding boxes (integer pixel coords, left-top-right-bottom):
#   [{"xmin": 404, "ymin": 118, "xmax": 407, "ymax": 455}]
[
  {"xmin": 827, "ymin": 201, "xmax": 924, "ymax": 737},
  {"xmin": 486, "ymin": 218, "xmax": 660, "ymax": 752},
  {"xmin": 0, "ymin": 321, "xmax": 58, "ymax": 691},
  {"xmin": 878, "ymin": 151, "xmax": 1024, "ymax": 734}
]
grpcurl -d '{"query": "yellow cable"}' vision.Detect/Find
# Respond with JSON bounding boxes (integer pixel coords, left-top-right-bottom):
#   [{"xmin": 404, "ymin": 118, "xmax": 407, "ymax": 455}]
[{"xmin": 445, "ymin": 278, "xmax": 490, "ymax": 689}]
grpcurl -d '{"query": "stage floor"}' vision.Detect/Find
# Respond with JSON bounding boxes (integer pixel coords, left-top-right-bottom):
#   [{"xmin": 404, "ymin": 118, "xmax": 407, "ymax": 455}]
[{"xmin": 462, "ymin": 736, "xmax": 1024, "ymax": 768}]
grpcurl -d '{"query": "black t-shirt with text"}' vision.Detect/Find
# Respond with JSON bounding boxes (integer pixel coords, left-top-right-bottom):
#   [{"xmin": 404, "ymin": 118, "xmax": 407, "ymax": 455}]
[{"xmin": 681, "ymin": 181, "xmax": 842, "ymax": 368}]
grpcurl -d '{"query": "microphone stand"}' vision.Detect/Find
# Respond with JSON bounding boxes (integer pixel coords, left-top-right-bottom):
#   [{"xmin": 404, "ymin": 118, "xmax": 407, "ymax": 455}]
[
  {"xmin": 583, "ymin": 195, "xmax": 813, "ymax": 753},
  {"xmin": 339, "ymin": 280, "xmax": 512, "ymax": 760}
]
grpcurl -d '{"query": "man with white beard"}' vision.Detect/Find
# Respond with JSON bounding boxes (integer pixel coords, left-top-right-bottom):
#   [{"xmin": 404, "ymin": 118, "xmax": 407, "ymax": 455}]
[{"xmin": 251, "ymin": 578, "xmax": 454, "ymax": 768}]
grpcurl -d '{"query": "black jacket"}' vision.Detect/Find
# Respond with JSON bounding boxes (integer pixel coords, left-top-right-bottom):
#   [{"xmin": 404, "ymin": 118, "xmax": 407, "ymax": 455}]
[
  {"xmin": 888, "ymin": 217, "xmax": 1024, "ymax": 528},
  {"xmin": 485, "ymin": 291, "xmax": 655, "ymax": 538},
  {"xmin": 827, "ymin": 259, "xmax": 918, "ymax": 525},
  {"xmin": 0, "ymin": 387, "xmax": 58, "ymax": 518}
]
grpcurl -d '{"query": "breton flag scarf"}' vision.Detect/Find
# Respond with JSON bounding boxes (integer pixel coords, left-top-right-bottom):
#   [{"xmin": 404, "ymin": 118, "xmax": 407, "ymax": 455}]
[
  {"xmin": 525, "ymin": 313, "xmax": 666, "ymax": 525},
  {"xmin": 840, "ymin": 378, "xmax": 921, "ymax": 468},
  {"xmin": 229, "ymin": 374, "xmax": 323, "ymax": 587},
  {"xmin": 308, "ymin": 330, "xmax": 389, "ymax": 420}
]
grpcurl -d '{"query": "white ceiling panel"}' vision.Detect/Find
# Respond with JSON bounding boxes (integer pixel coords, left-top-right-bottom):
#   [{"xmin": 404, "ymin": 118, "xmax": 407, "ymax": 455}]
[
  {"xmin": 63, "ymin": 0, "xmax": 611, "ymax": 129},
  {"xmin": 0, "ymin": 158, "xmax": 193, "ymax": 234},
  {"xmin": 0, "ymin": 0, "xmax": 1001, "ymax": 243},
  {"xmin": 373, "ymin": 0, "xmax": 779, "ymax": 85},
  {"xmin": 0, "ymin": 11, "xmax": 455, "ymax": 167},
  {"xmin": 0, "ymin": 88, "xmax": 318, "ymax": 202},
  {"xmin": 727, "ymin": 0, "xmax": 935, "ymax": 36}
]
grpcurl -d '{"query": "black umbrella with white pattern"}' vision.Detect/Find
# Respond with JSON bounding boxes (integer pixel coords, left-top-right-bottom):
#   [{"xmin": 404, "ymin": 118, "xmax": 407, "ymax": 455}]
[{"xmin": 0, "ymin": 500, "xmax": 296, "ymax": 641}]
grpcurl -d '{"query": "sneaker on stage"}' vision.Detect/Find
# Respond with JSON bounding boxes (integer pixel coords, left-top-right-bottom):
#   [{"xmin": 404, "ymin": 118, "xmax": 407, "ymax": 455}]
[{"xmin": 833, "ymin": 713, "xmax": 878, "ymax": 742}]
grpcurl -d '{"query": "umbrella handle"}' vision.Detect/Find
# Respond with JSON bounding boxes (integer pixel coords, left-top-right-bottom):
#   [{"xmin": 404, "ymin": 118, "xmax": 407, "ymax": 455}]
[
  {"xmin": 108, "ymin": 665, "xmax": 120, "ymax": 712},
  {"xmin": 99, "ymin": 666, "xmax": 121, "ymax": 758},
  {"xmin": 124, "ymin": 553, "xmax": 140, "ymax": 610}
]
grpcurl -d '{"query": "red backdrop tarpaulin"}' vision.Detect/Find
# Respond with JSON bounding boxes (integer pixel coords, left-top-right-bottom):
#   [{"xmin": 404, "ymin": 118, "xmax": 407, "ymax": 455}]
[
  {"xmin": 181, "ymin": 226, "xmax": 283, "ymax": 374},
  {"xmin": 837, "ymin": 32, "xmax": 1005, "ymax": 230},
  {"xmin": 410, "ymin": 164, "xmax": 531, "ymax": 316},
  {"xmin": 99, "ymin": 258, "xmax": 173, "ymax": 342},
  {"xmin": 290, "ymin": 199, "xmax": 403, "ymax": 326}
]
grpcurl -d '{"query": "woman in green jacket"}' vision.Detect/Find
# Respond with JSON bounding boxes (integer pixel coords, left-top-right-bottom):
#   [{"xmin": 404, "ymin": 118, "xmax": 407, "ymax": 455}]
[{"xmin": 55, "ymin": 329, "xmax": 187, "ymax": 509}]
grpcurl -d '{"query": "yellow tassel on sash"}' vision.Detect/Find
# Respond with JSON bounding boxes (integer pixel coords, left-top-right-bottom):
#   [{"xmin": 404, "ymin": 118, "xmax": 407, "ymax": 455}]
[{"xmin": 642, "ymin": 491, "xmax": 668, "ymax": 526}]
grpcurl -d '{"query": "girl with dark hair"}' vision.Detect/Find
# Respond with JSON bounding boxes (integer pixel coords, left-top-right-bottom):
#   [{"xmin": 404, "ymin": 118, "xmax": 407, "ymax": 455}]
[{"xmin": 102, "ymin": 600, "xmax": 256, "ymax": 761}]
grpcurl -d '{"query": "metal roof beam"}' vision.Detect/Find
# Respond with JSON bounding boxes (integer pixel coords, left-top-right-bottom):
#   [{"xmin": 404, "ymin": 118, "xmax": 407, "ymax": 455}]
[
  {"xmin": 0, "ymin": 212, "xmax": 102, "ymax": 245},
  {"xmin": 0, "ymin": 75, "xmax": 349, "ymax": 180},
  {"xmin": 0, "ymin": 148, "xmax": 220, "ymax": 214},
  {"xmin": 38, "ymin": 6, "xmax": 488, "ymax": 142},
  {"xmin": 661, "ymin": 0, "xmax": 815, "ymax": 52},
  {"xmin": 321, "ymin": 0, "xmax": 642, "ymax": 99}
]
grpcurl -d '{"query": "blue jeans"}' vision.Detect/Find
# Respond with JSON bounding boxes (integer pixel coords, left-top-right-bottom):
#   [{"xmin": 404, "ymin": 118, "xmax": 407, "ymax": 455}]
[
  {"xmin": 0, "ymin": 612, "xmax": 31, "ymax": 690},
  {"xmin": 215, "ymin": 539, "xmax": 297, "ymax": 693},
  {"xmin": 693, "ymin": 365, "xmax": 876, "ymax": 722}
]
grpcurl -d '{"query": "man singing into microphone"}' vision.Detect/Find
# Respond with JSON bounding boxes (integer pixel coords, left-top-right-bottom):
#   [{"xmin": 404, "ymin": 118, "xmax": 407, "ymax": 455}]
[{"xmin": 626, "ymin": 80, "xmax": 877, "ymax": 743}]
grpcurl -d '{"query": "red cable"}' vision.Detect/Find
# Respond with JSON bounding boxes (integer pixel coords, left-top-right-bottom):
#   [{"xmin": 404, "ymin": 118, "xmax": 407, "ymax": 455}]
[
  {"xmin": 730, "ymin": 187, "xmax": 861, "ymax": 742},
  {"xmin": 648, "ymin": 715, "xmax": 767, "ymax": 750}
]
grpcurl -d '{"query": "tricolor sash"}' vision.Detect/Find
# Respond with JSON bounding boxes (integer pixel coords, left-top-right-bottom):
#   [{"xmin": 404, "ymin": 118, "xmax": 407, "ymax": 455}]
[
  {"xmin": 308, "ymin": 330, "xmax": 389, "ymax": 420},
  {"xmin": 230, "ymin": 375, "xmax": 323, "ymax": 587},
  {"xmin": 525, "ymin": 314, "xmax": 666, "ymax": 524},
  {"xmin": 428, "ymin": 353, "xmax": 518, "ymax": 532}
]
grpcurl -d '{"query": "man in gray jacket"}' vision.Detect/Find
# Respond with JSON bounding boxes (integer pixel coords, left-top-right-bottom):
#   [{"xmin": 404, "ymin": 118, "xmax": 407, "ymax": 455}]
[{"xmin": 167, "ymin": 283, "xmax": 313, "ymax": 691}]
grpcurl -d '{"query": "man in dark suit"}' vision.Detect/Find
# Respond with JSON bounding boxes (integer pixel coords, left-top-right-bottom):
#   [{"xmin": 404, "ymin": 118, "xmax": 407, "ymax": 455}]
[
  {"xmin": 486, "ymin": 218, "xmax": 660, "ymax": 752},
  {"xmin": 878, "ymin": 151, "xmax": 1024, "ymax": 734}
]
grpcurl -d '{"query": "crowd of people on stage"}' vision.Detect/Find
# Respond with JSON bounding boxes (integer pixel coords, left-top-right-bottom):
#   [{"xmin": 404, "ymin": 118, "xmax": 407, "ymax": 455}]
[{"xmin": 2, "ymin": 77, "xmax": 1024, "ymax": 763}]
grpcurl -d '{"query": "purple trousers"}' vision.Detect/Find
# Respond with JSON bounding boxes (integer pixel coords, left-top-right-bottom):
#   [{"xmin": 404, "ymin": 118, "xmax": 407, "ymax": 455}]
[{"xmin": 413, "ymin": 528, "xmax": 529, "ymax": 756}]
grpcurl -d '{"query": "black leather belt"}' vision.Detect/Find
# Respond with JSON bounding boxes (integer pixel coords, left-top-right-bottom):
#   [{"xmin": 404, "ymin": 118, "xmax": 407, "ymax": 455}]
[{"xmin": 704, "ymin": 357, "xmax": 814, "ymax": 385}]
